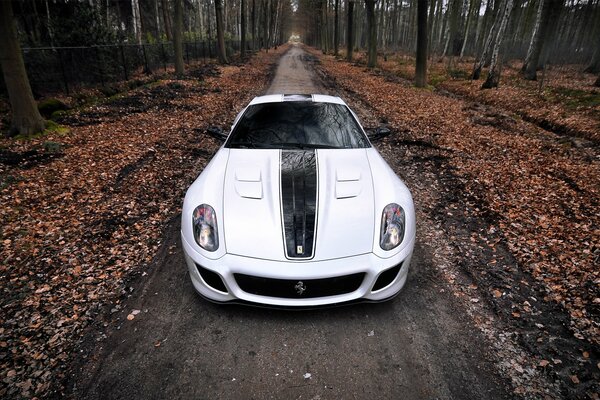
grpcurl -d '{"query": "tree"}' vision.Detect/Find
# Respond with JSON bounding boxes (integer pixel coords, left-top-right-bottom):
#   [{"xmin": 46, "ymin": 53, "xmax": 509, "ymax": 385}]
[
  {"xmin": 251, "ymin": 0, "xmax": 256, "ymax": 50},
  {"xmin": 215, "ymin": 0, "xmax": 229, "ymax": 63},
  {"xmin": 584, "ymin": 35, "xmax": 600, "ymax": 74},
  {"xmin": 347, "ymin": 0, "xmax": 355, "ymax": 61},
  {"xmin": 460, "ymin": 0, "xmax": 482, "ymax": 57},
  {"xmin": 366, "ymin": 0, "xmax": 377, "ymax": 68},
  {"xmin": 482, "ymin": 0, "xmax": 514, "ymax": 88},
  {"xmin": 416, "ymin": 0, "xmax": 428, "ymax": 87},
  {"xmin": 161, "ymin": 0, "xmax": 173, "ymax": 40},
  {"xmin": 241, "ymin": 0, "xmax": 247, "ymax": 58},
  {"xmin": 442, "ymin": 0, "xmax": 462, "ymax": 58},
  {"xmin": 334, "ymin": 0, "xmax": 340, "ymax": 56},
  {"xmin": 0, "ymin": 1, "xmax": 46, "ymax": 136},
  {"xmin": 173, "ymin": 0, "xmax": 185, "ymax": 75},
  {"xmin": 522, "ymin": 0, "xmax": 562, "ymax": 80}
]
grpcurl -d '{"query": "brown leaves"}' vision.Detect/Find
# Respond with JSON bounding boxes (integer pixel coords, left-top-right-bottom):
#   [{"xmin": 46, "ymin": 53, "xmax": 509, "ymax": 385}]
[
  {"xmin": 316, "ymin": 47, "xmax": 600, "ymax": 346},
  {"xmin": 0, "ymin": 47, "xmax": 288, "ymax": 398}
]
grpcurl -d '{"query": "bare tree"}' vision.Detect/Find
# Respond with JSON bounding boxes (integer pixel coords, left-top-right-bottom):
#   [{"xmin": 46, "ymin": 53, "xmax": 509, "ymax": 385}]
[
  {"xmin": 0, "ymin": 1, "xmax": 46, "ymax": 136},
  {"xmin": 173, "ymin": 0, "xmax": 185, "ymax": 74},
  {"xmin": 334, "ymin": 0, "xmax": 340, "ymax": 56},
  {"xmin": 215, "ymin": 0, "xmax": 229, "ymax": 63},
  {"xmin": 366, "ymin": 0, "xmax": 378, "ymax": 67},
  {"xmin": 482, "ymin": 0, "xmax": 514, "ymax": 88},
  {"xmin": 347, "ymin": 0, "xmax": 355, "ymax": 61},
  {"xmin": 416, "ymin": 0, "xmax": 428, "ymax": 87},
  {"xmin": 241, "ymin": 0, "xmax": 247, "ymax": 58},
  {"xmin": 161, "ymin": 0, "xmax": 173, "ymax": 40},
  {"xmin": 522, "ymin": 0, "xmax": 562, "ymax": 80}
]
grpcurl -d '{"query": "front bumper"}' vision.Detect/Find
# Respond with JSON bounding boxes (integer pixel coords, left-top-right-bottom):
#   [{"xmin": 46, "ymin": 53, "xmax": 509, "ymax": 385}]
[{"xmin": 181, "ymin": 233, "xmax": 414, "ymax": 307}]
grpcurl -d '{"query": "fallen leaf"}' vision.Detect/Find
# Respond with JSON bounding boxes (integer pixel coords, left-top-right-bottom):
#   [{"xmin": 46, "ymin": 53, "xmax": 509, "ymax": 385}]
[{"xmin": 570, "ymin": 375, "xmax": 579, "ymax": 384}]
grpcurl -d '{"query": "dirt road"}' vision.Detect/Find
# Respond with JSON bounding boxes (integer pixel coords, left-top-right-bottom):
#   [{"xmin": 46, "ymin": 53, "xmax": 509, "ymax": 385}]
[{"xmin": 70, "ymin": 45, "xmax": 511, "ymax": 399}]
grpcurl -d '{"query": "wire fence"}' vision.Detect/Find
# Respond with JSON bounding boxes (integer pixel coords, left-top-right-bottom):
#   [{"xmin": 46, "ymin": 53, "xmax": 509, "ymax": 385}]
[{"xmin": 6, "ymin": 40, "xmax": 242, "ymax": 96}]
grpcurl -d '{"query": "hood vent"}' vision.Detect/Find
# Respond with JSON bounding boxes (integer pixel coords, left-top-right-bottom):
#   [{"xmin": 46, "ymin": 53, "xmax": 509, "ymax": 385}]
[
  {"xmin": 336, "ymin": 167, "xmax": 362, "ymax": 199},
  {"xmin": 234, "ymin": 167, "xmax": 263, "ymax": 199}
]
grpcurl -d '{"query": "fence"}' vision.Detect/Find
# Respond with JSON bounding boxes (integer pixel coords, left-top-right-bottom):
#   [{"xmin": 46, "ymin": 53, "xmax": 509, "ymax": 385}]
[{"xmin": 10, "ymin": 40, "xmax": 241, "ymax": 95}]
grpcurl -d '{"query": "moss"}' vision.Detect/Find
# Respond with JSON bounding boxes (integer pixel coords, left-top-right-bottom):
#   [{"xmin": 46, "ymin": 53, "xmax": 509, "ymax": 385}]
[
  {"xmin": 551, "ymin": 87, "xmax": 600, "ymax": 110},
  {"xmin": 429, "ymin": 74, "xmax": 446, "ymax": 87},
  {"xmin": 38, "ymin": 98, "xmax": 69, "ymax": 118},
  {"xmin": 44, "ymin": 120, "xmax": 70, "ymax": 136},
  {"xmin": 448, "ymin": 68, "xmax": 470, "ymax": 80},
  {"xmin": 50, "ymin": 110, "xmax": 67, "ymax": 121}
]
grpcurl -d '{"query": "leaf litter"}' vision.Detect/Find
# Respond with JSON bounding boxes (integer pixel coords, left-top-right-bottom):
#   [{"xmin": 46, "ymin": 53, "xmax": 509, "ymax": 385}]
[
  {"xmin": 309, "ymin": 47, "xmax": 599, "ymax": 399},
  {"xmin": 0, "ymin": 47, "xmax": 286, "ymax": 398}
]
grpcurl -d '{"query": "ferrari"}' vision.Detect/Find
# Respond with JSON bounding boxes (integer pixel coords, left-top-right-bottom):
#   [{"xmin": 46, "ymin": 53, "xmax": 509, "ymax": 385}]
[{"xmin": 181, "ymin": 94, "xmax": 415, "ymax": 307}]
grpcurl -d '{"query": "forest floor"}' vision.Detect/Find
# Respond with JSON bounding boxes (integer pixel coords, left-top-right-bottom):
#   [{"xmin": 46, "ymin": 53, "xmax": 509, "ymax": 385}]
[
  {"xmin": 308, "ymin": 46, "xmax": 599, "ymax": 397},
  {"xmin": 0, "ymin": 44, "xmax": 598, "ymax": 399}
]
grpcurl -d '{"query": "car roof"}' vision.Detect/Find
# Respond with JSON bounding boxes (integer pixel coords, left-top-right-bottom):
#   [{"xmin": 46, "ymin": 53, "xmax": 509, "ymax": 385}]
[{"xmin": 248, "ymin": 94, "xmax": 347, "ymax": 106}]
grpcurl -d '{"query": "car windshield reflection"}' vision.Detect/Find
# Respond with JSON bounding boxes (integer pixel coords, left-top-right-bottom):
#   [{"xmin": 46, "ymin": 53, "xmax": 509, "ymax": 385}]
[{"xmin": 225, "ymin": 102, "xmax": 370, "ymax": 149}]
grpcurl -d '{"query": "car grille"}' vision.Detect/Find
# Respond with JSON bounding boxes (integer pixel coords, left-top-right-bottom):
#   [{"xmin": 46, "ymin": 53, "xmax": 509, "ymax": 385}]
[{"xmin": 234, "ymin": 272, "xmax": 365, "ymax": 299}]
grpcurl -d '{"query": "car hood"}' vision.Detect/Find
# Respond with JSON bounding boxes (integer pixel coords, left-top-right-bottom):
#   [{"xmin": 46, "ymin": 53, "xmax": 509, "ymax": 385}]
[{"xmin": 223, "ymin": 148, "xmax": 375, "ymax": 262}]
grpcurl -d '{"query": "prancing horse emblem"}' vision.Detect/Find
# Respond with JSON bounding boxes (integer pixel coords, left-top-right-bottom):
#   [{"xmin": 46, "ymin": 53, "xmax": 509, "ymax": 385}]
[{"xmin": 295, "ymin": 281, "xmax": 307, "ymax": 295}]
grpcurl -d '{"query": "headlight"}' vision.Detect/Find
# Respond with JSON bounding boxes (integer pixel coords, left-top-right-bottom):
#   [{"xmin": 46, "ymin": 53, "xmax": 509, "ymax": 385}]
[
  {"xmin": 380, "ymin": 203, "xmax": 405, "ymax": 251},
  {"xmin": 192, "ymin": 204, "xmax": 219, "ymax": 251}
]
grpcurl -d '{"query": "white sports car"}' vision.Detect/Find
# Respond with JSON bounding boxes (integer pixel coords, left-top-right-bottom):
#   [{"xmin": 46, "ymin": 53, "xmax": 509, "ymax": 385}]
[{"xmin": 181, "ymin": 94, "xmax": 415, "ymax": 307}]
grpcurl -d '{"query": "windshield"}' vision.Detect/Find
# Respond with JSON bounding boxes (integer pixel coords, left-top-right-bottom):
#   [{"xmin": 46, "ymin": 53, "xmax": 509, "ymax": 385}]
[{"xmin": 225, "ymin": 102, "xmax": 370, "ymax": 149}]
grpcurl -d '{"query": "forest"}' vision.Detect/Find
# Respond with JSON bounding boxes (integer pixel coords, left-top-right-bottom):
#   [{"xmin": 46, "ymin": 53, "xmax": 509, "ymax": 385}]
[
  {"xmin": 2, "ymin": 0, "xmax": 599, "ymax": 111},
  {"xmin": 0, "ymin": 0, "xmax": 599, "ymax": 399}
]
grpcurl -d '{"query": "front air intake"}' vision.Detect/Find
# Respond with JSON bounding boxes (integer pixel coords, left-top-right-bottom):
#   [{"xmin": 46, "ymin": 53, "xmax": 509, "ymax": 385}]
[
  {"xmin": 372, "ymin": 263, "xmax": 402, "ymax": 292},
  {"xmin": 195, "ymin": 264, "xmax": 228, "ymax": 293}
]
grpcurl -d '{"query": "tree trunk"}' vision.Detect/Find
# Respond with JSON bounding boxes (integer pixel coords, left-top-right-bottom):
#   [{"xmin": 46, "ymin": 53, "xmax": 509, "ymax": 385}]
[
  {"xmin": 366, "ymin": 0, "xmax": 377, "ymax": 67},
  {"xmin": 241, "ymin": 0, "xmax": 247, "ymax": 58},
  {"xmin": 523, "ymin": 0, "xmax": 561, "ymax": 79},
  {"xmin": 472, "ymin": 5, "xmax": 500, "ymax": 79},
  {"xmin": 427, "ymin": 0, "xmax": 437, "ymax": 53},
  {"xmin": 444, "ymin": 0, "xmax": 462, "ymax": 57},
  {"xmin": 132, "ymin": 0, "xmax": 143, "ymax": 44},
  {"xmin": 173, "ymin": 0, "xmax": 185, "ymax": 74},
  {"xmin": 251, "ymin": 0, "xmax": 256, "ymax": 50},
  {"xmin": 0, "ymin": 1, "xmax": 46, "ymax": 136},
  {"xmin": 416, "ymin": 0, "xmax": 428, "ymax": 87},
  {"xmin": 522, "ymin": 0, "xmax": 544, "ymax": 72},
  {"xmin": 584, "ymin": 34, "xmax": 600, "ymax": 73},
  {"xmin": 475, "ymin": 0, "xmax": 494, "ymax": 55},
  {"xmin": 161, "ymin": 0, "xmax": 173, "ymax": 40},
  {"xmin": 460, "ymin": 0, "xmax": 480, "ymax": 57},
  {"xmin": 262, "ymin": 0, "xmax": 269, "ymax": 50},
  {"xmin": 215, "ymin": 0, "xmax": 229, "ymax": 62},
  {"xmin": 347, "ymin": 0, "xmax": 354, "ymax": 61},
  {"xmin": 155, "ymin": 0, "xmax": 162, "ymax": 40},
  {"xmin": 482, "ymin": 0, "xmax": 514, "ymax": 88},
  {"xmin": 334, "ymin": 0, "xmax": 340, "ymax": 55}
]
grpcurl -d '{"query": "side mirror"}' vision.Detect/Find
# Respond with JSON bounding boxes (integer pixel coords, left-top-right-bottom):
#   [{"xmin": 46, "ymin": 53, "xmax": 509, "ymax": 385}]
[
  {"xmin": 206, "ymin": 126, "xmax": 228, "ymax": 142},
  {"xmin": 366, "ymin": 126, "xmax": 391, "ymax": 142}
]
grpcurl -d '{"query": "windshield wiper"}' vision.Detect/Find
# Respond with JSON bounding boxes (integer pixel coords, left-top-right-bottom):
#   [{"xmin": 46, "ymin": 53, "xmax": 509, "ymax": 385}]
[
  {"xmin": 229, "ymin": 141, "xmax": 273, "ymax": 149},
  {"xmin": 278, "ymin": 143, "xmax": 341, "ymax": 150}
]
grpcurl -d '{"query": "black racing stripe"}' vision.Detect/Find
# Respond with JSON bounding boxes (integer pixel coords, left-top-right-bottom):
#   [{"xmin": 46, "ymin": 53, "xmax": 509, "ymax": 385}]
[{"xmin": 281, "ymin": 150, "xmax": 317, "ymax": 258}]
